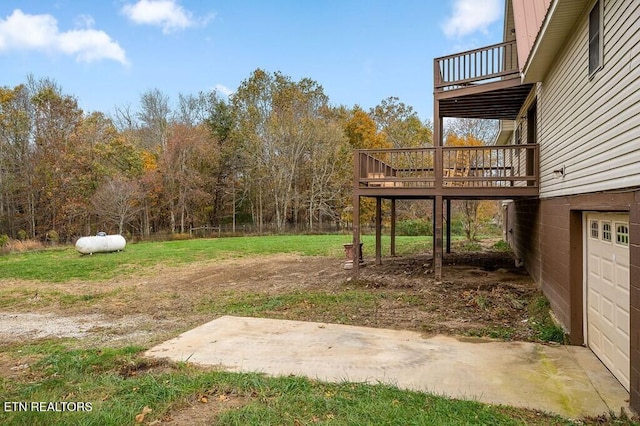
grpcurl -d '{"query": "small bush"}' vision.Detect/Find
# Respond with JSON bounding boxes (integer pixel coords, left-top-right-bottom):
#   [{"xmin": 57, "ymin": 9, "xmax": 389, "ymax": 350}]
[
  {"xmin": 0, "ymin": 234, "xmax": 8, "ymax": 248},
  {"xmin": 17, "ymin": 229, "xmax": 27, "ymax": 241},
  {"xmin": 46, "ymin": 230, "xmax": 59, "ymax": 244},
  {"xmin": 492, "ymin": 240, "xmax": 511, "ymax": 252},
  {"xmin": 396, "ymin": 219, "xmax": 432, "ymax": 236}
]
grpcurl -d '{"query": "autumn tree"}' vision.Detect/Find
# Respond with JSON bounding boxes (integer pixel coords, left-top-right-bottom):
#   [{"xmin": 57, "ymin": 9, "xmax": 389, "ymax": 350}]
[
  {"xmin": 446, "ymin": 129, "xmax": 500, "ymax": 240},
  {"xmin": 29, "ymin": 77, "xmax": 86, "ymax": 241},
  {"xmin": 0, "ymin": 84, "xmax": 33, "ymax": 238},
  {"xmin": 370, "ymin": 97, "xmax": 432, "ymax": 148},
  {"xmin": 161, "ymin": 122, "xmax": 216, "ymax": 233},
  {"xmin": 232, "ymin": 69, "xmax": 346, "ymax": 232}
]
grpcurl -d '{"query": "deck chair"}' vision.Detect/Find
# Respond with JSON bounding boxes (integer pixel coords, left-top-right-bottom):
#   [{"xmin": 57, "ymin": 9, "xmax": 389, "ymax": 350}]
[{"xmin": 445, "ymin": 150, "xmax": 471, "ymax": 187}]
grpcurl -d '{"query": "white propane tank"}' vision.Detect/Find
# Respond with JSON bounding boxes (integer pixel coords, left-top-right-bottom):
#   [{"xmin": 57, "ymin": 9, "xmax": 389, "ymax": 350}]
[{"xmin": 75, "ymin": 234, "xmax": 126, "ymax": 254}]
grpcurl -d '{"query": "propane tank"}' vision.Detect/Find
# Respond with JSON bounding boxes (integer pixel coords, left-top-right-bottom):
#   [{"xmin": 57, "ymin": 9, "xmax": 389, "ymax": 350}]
[{"xmin": 75, "ymin": 233, "xmax": 126, "ymax": 254}]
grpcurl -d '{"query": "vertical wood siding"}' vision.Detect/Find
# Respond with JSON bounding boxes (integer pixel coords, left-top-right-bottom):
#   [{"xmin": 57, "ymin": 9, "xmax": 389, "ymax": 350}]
[{"xmin": 538, "ymin": 0, "xmax": 640, "ymax": 198}]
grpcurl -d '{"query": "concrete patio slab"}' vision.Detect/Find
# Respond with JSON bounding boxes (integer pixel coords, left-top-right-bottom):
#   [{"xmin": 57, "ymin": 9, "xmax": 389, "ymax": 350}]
[{"xmin": 145, "ymin": 315, "xmax": 629, "ymax": 419}]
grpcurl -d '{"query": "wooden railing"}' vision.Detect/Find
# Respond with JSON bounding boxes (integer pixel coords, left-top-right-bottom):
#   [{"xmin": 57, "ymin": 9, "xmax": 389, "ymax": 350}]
[
  {"xmin": 355, "ymin": 144, "xmax": 538, "ymax": 190},
  {"xmin": 434, "ymin": 40, "xmax": 519, "ymax": 92}
]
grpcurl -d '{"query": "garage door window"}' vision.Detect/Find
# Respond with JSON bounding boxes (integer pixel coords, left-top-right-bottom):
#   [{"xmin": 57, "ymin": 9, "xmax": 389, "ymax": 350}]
[
  {"xmin": 590, "ymin": 220, "xmax": 599, "ymax": 238},
  {"xmin": 616, "ymin": 223, "xmax": 629, "ymax": 246},
  {"xmin": 602, "ymin": 221, "xmax": 611, "ymax": 242}
]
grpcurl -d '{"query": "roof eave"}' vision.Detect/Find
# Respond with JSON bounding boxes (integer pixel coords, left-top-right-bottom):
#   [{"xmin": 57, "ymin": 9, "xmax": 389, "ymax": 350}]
[{"xmin": 521, "ymin": 0, "xmax": 590, "ymax": 83}]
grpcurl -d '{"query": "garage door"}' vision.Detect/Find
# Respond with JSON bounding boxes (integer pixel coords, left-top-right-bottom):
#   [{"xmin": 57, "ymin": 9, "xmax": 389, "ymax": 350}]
[{"xmin": 586, "ymin": 213, "xmax": 630, "ymax": 391}]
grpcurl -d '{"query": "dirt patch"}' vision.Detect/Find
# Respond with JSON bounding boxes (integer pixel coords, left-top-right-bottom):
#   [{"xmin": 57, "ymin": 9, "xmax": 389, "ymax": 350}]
[
  {"xmin": 0, "ymin": 248, "xmax": 540, "ymax": 349},
  {"xmin": 159, "ymin": 392, "xmax": 252, "ymax": 425}
]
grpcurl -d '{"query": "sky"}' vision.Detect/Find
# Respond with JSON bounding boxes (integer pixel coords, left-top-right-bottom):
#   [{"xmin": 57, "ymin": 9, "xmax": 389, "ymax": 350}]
[{"xmin": 0, "ymin": 0, "xmax": 504, "ymax": 123}]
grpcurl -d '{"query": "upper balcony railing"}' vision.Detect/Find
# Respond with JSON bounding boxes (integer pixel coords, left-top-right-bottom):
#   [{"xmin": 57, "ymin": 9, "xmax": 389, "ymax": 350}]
[
  {"xmin": 355, "ymin": 144, "xmax": 538, "ymax": 194},
  {"xmin": 435, "ymin": 40, "xmax": 519, "ymax": 92}
]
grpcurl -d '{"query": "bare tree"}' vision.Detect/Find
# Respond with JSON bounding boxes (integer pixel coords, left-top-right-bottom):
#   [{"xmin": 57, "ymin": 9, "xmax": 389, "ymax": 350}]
[
  {"xmin": 91, "ymin": 176, "xmax": 143, "ymax": 234},
  {"xmin": 138, "ymin": 89, "xmax": 170, "ymax": 150}
]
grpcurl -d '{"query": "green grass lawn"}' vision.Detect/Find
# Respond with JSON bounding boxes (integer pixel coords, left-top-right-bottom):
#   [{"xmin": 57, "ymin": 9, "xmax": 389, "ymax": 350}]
[
  {"xmin": 0, "ymin": 234, "xmax": 432, "ymax": 282},
  {"xmin": 0, "ymin": 342, "xmax": 580, "ymax": 426}
]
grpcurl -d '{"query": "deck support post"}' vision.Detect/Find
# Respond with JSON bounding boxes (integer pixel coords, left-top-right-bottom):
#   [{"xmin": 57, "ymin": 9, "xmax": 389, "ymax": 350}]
[
  {"xmin": 434, "ymin": 88, "xmax": 444, "ymax": 280},
  {"xmin": 375, "ymin": 197, "xmax": 382, "ymax": 265},
  {"xmin": 435, "ymin": 195, "xmax": 443, "ymax": 281},
  {"xmin": 390, "ymin": 199, "xmax": 396, "ymax": 256},
  {"xmin": 352, "ymin": 197, "xmax": 361, "ymax": 278},
  {"xmin": 353, "ymin": 150, "xmax": 361, "ymax": 277},
  {"xmin": 446, "ymin": 199, "xmax": 451, "ymax": 253}
]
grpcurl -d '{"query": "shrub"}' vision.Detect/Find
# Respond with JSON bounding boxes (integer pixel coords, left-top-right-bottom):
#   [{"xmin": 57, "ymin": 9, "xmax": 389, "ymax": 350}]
[
  {"xmin": 0, "ymin": 234, "xmax": 8, "ymax": 248},
  {"xmin": 17, "ymin": 229, "xmax": 27, "ymax": 241},
  {"xmin": 492, "ymin": 240, "xmax": 511, "ymax": 252},
  {"xmin": 396, "ymin": 219, "xmax": 432, "ymax": 236},
  {"xmin": 46, "ymin": 230, "xmax": 59, "ymax": 244}
]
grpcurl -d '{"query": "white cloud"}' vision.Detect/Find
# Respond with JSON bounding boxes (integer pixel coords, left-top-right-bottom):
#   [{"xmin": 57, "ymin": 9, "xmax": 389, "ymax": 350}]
[
  {"xmin": 442, "ymin": 0, "xmax": 502, "ymax": 38},
  {"xmin": 0, "ymin": 9, "xmax": 128, "ymax": 65},
  {"xmin": 214, "ymin": 84, "xmax": 233, "ymax": 97},
  {"xmin": 121, "ymin": 0, "xmax": 213, "ymax": 34}
]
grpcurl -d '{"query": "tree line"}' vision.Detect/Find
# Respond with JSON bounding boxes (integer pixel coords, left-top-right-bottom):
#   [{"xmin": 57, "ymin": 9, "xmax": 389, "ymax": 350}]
[{"xmin": 0, "ymin": 70, "xmax": 436, "ymax": 243}]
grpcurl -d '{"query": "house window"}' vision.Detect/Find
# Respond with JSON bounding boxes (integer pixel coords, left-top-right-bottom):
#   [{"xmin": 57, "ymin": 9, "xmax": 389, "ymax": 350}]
[
  {"xmin": 589, "ymin": 0, "xmax": 603, "ymax": 76},
  {"xmin": 602, "ymin": 221, "xmax": 611, "ymax": 242},
  {"xmin": 590, "ymin": 220, "xmax": 599, "ymax": 239},
  {"xmin": 616, "ymin": 223, "xmax": 629, "ymax": 246}
]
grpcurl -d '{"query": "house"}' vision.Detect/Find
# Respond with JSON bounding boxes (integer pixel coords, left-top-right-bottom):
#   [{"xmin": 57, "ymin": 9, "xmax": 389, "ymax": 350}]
[{"xmin": 351, "ymin": 0, "xmax": 640, "ymax": 412}]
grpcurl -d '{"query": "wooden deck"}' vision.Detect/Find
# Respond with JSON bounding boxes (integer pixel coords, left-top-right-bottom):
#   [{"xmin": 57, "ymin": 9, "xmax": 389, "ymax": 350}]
[
  {"xmin": 354, "ymin": 145, "xmax": 539, "ymax": 199},
  {"xmin": 434, "ymin": 40, "xmax": 533, "ymax": 120},
  {"xmin": 351, "ymin": 39, "xmax": 538, "ymax": 281}
]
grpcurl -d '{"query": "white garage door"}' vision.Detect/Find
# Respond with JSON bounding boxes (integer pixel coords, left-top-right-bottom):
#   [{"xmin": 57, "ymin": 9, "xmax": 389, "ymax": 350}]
[{"xmin": 586, "ymin": 213, "xmax": 630, "ymax": 391}]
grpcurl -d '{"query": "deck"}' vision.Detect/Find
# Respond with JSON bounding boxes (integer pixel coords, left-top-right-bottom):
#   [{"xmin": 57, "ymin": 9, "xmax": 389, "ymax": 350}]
[
  {"xmin": 351, "ymin": 38, "xmax": 538, "ymax": 280},
  {"xmin": 434, "ymin": 40, "xmax": 533, "ymax": 120},
  {"xmin": 354, "ymin": 144, "xmax": 539, "ymax": 199}
]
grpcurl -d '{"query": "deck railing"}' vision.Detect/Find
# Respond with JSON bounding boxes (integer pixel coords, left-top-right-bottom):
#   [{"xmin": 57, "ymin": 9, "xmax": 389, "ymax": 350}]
[
  {"xmin": 434, "ymin": 40, "xmax": 519, "ymax": 92},
  {"xmin": 356, "ymin": 144, "xmax": 538, "ymax": 190}
]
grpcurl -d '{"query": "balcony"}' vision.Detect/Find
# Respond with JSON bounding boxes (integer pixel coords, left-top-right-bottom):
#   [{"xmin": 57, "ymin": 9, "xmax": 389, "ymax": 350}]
[
  {"xmin": 434, "ymin": 40, "xmax": 533, "ymax": 120},
  {"xmin": 354, "ymin": 145, "xmax": 539, "ymax": 199}
]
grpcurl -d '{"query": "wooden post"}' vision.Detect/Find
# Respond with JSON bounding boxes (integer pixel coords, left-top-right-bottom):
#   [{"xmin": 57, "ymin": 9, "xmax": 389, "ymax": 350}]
[
  {"xmin": 390, "ymin": 199, "xmax": 396, "ymax": 256},
  {"xmin": 434, "ymin": 94, "xmax": 443, "ymax": 280},
  {"xmin": 352, "ymin": 152, "xmax": 361, "ymax": 277},
  {"xmin": 446, "ymin": 199, "xmax": 451, "ymax": 254},
  {"xmin": 375, "ymin": 197, "xmax": 382, "ymax": 265},
  {"xmin": 435, "ymin": 195, "xmax": 443, "ymax": 281}
]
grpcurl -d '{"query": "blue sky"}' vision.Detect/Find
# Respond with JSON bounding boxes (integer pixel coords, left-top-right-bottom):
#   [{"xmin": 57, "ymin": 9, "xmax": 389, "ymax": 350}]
[{"xmin": 1, "ymin": 0, "xmax": 504, "ymax": 122}]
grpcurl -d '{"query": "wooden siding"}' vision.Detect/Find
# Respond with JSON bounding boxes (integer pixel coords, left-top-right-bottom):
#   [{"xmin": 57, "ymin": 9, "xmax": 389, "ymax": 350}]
[{"xmin": 537, "ymin": 0, "xmax": 640, "ymax": 198}]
